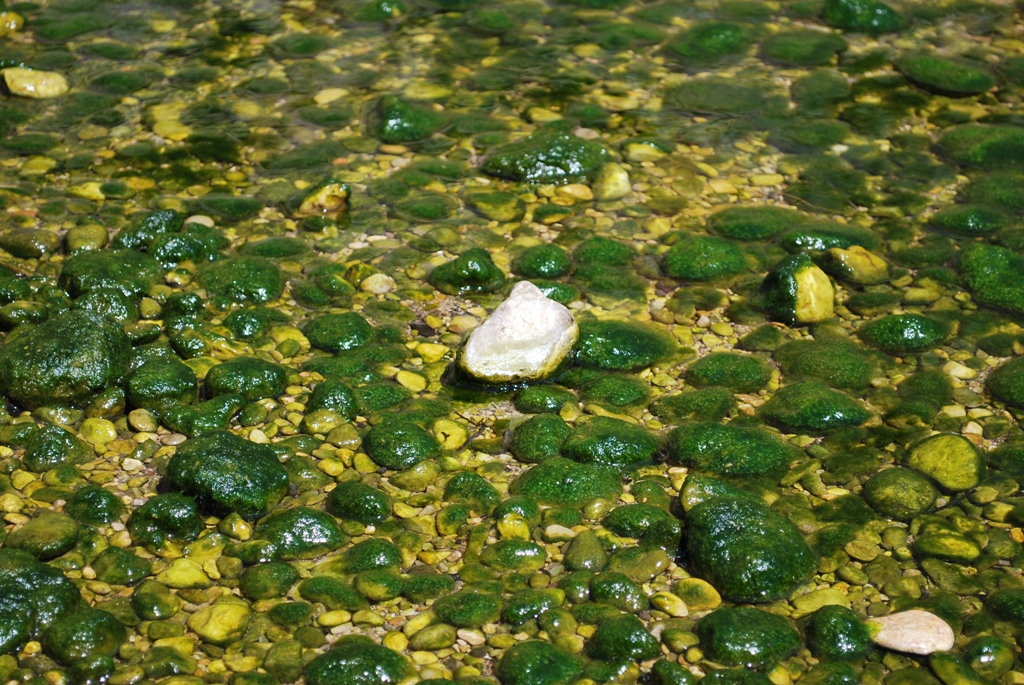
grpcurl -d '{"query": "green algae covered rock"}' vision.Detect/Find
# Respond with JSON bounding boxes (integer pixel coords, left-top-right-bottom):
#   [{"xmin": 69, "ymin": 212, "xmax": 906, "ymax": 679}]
[
  {"xmin": 428, "ymin": 247, "xmax": 506, "ymax": 295},
  {"xmin": 702, "ymin": 672, "xmax": 775, "ymax": 685},
  {"xmin": 805, "ymin": 605, "xmax": 872, "ymax": 661},
  {"xmin": 906, "ymin": 433, "xmax": 984, "ymax": 492},
  {"xmin": 5, "ymin": 511, "xmax": 78, "ymax": 560},
  {"xmin": 126, "ymin": 357, "xmax": 198, "ymax": 410},
  {"xmin": 686, "ymin": 352, "xmax": 772, "ymax": 393},
  {"xmin": 774, "ymin": 339, "xmax": 873, "ymax": 390},
  {"xmin": 960, "ymin": 242, "xmax": 1024, "ymax": 316},
  {"xmin": 762, "ymin": 30, "xmax": 847, "ymax": 67},
  {"xmin": 196, "ymin": 257, "xmax": 285, "ymax": 305},
  {"xmin": 989, "ymin": 356, "xmax": 1024, "ymax": 408},
  {"xmin": 482, "ymin": 128, "xmax": 609, "ymax": 185},
  {"xmin": 964, "ymin": 172, "xmax": 1024, "ymax": 213},
  {"xmin": 511, "ymin": 456, "xmax": 622, "ymax": 506},
  {"xmin": 821, "ymin": 0, "xmax": 902, "ymax": 34},
  {"xmin": 0, "ymin": 548, "xmax": 82, "ymax": 654},
  {"xmin": 575, "ymin": 320, "xmax": 675, "ymax": 371},
  {"xmin": 239, "ymin": 562, "xmax": 300, "ymax": 600},
  {"xmin": 896, "ymin": 53, "xmax": 995, "ymax": 97},
  {"xmin": 326, "ymin": 481, "xmax": 391, "ymax": 524},
  {"xmin": 859, "ymin": 314, "xmax": 950, "ymax": 354},
  {"xmin": 365, "ymin": 419, "xmax": 441, "ymax": 469},
  {"xmin": 513, "ymin": 244, "xmax": 571, "ymax": 279},
  {"xmin": 939, "ymin": 125, "xmax": 1024, "ymax": 171},
  {"xmin": 305, "ymin": 312, "xmax": 374, "ymax": 353},
  {"xmin": 370, "ymin": 95, "xmax": 444, "ymax": 144},
  {"xmin": 687, "ymin": 495, "xmax": 815, "ymax": 602},
  {"xmin": 761, "ymin": 381, "xmax": 871, "ymax": 433},
  {"xmin": 42, "ymin": 609, "xmax": 125, "ymax": 665},
  {"xmin": 204, "ymin": 356, "xmax": 288, "ymax": 401},
  {"xmin": 667, "ymin": 422, "xmax": 798, "ymax": 479},
  {"xmin": 862, "ymin": 467, "xmax": 937, "ymax": 520},
  {"xmin": 254, "ymin": 506, "xmax": 346, "ymax": 560},
  {"xmin": 434, "ymin": 591, "xmax": 502, "ymax": 627},
  {"xmin": 587, "ymin": 614, "xmax": 661, "ymax": 662},
  {"xmin": 667, "ymin": 21, "xmax": 752, "ymax": 64},
  {"xmin": 0, "ymin": 310, "xmax": 131, "ymax": 410},
  {"xmin": 339, "ymin": 538, "xmax": 402, "ymax": 572},
  {"xmin": 561, "ymin": 416, "xmax": 659, "ymax": 469},
  {"xmin": 307, "ymin": 379, "xmax": 359, "ymax": 420},
  {"xmin": 710, "ymin": 206, "xmax": 802, "ymax": 241},
  {"xmin": 496, "ymin": 640, "xmax": 583, "ymax": 685},
  {"xmin": 128, "ymin": 493, "xmax": 205, "ymax": 553},
  {"xmin": 516, "ymin": 385, "xmax": 576, "ymax": 415},
  {"xmin": 305, "ymin": 635, "xmax": 413, "ymax": 685},
  {"xmin": 929, "ymin": 205, "xmax": 1009, "ymax": 235},
  {"xmin": 508, "ymin": 413, "xmax": 572, "ymax": 463},
  {"xmin": 481, "ymin": 540, "xmax": 547, "ymax": 571},
  {"xmin": 663, "ymin": 236, "xmax": 748, "ymax": 281},
  {"xmin": 66, "ymin": 485, "xmax": 125, "ymax": 525},
  {"xmin": 22, "ymin": 424, "xmax": 92, "ymax": 473},
  {"xmin": 756, "ymin": 253, "xmax": 834, "ymax": 326},
  {"xmin": 445, "ymin": 471, "xmax": 500, "ymax": 513},
  {"xmin": 59, "ymin": 248, "xmax": 164, "ymax": 298},
  {"xmin": 698, "ymin": 607, "xmax": 801, "ymax": 669},
  {"xmin": 166, "ymin": 430, "xmax": 289, "ymax": 519},
  {"xmin": 964, "ymin": 636, "xmax": 1015, "ymax": 680}
]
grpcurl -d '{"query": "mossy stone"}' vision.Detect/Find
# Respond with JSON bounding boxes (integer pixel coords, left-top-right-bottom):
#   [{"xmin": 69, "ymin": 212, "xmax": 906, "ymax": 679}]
[
  {"xmin": 686, "ymin": 352, "xmax": 772, "ymax": 393},
  {"xmin": 561, "ymin": 416, "xmax": 658, "ymax": 469},
  {"xmin": 859, "ymin": 314, "xmax": 950, "ymax": 354},
  {"xmin": 573, "ymin": 237, "xmax": 635, "ymax": 267},
  {"xmin": 5, "ymin": 511, "xmax": 78, "ymax": 561},
  {"xmin": 433, "ymin": 591, "xmax": 502, "ymax": 627},
  {"xmin": 482, "ymin": 128, "xmax": 609, "ymax": 185},
  {"xmin": 428, "ymin": 247, "xmax": 505, "ymax": 295},
  {"xmin": 578, "ymin": 374, "xmax": 649, "ymax": 408},
  {"xmin": 710, "ymin": 206, "xmax": 802, "ymax": 241},
  {"xmin": 128, "ymin": 494, "xmax": 204, "ymax": 552},
  {"xmin": 805, "ymin": 605, "xmax": 871, "ymax": 661},
  {"xmin": 511, "ymin": 457, "xmax": 622, "ymax": 506},
  {"xmin": 964, "ymin": 636, "xmax": 1015, "ymax": 680},
  {"xmin": 339, "ymin": 538, "xmax": 402, "ymax": 573},
  {"xmin": 667, "ymin": 21, "xmax": 751, "ymax": 63},
  {"xmin": 756, "ymin": 253, "xmax": 834, "ymax": 326},
  {"xmin": 515, "ymin": 385, "xmax": 577, "ymax": 413},
  {"xmin": 166, "ymin": 430, "xmax": 289, "ymax": 519},
  {"xmin": 297, "ymin": 576, "xmax": 368, "ymax": 611},
  {"xmin": 59, "ymin": 249, "xmax": 164, "ymax": 298},
  {"xmin": 939, "ymin": 125, "xmax": 1024, "ymax": 171},
  {"xmin": 304, "ymin": 635, "xmax": 413, "ymax": 685},
  {"xmin": 508, "ymin": 414, "xmax": 571, "ymax": 463},
  {"xmin": 960, "ymin": 243, "xmax": 1024, "ymax": 317},
  {"xmin": 587, "ymin": 614, "xmax": 660, "ymax": 662},
  {"xmin": 668, "ymin": 422, "xmax": 797, "ymax": 479},
  {"xmin": 22, "ymin": 424, "xmax": 92, "ymax": 473},
  {"xmin": 326, "ymin": 481, "xmax": 391, "ymax": 524},
  {"xmin": 763, "ymin": 31, "xmax": 847, "ymax": 66},
  {"xmin": 126, "ymin": 358, "xmax": 198, "ymax": 411},
  {"xmin": 66, "ymin": 485, "xmax": 125, "ymax": 525},
  {"xmin": 862, "ymin": 467, "xmax": 937, "ymax": 521},
  {"xmin": 254, "ymin": 507, "xmax": 346, "ymax": 560},
  {"xmin": 575, "ymin": 320, "xmax": 675, "ymax": 371},
  {"xmin": 502, "ymin": 589, "xmax": 564, "ymax": 627},
  {"xmin": 906, "ymin": 433, "xmax": 984, "ymax": 492},
  {"xmin": 989, "ymin": 356, "xmax": 1024, "ymax": 408},
  {"xmin": 687, "ymin": 495, "xmax": 816, "ymax": 602},
  {"xmin": 779, "ymin": 223, "xmax": 877, "ymax": 253},
  {"xmin": 371, "ymin": 95, "xmax": 444, "ymax": 144},
  {"xmin": 196, "ymin": 257, "xmax": 285, "ymax": 305},
  {"xmin": 41, "ymin": 609, "xmax": 125, "ymax": 665},
  {"xmin": 698, "ymin": 607, "xmax": 801, "ymax": 669},
  {"xmin": 0, "ymin": 310, "xmax": 131, "ymax": 410},
  {"xmin": 204, "ymin": 357, "xmax": 287, "ymax": 401},
  {"xmin": 896, "ymin": 53, "xmax": 995, "ymax": 97},
  {"xmin": 513, "ymin": 244, "xmax": 571, "ymax": 279},
  {"xmin": 305, "ymin": 313, "xmax": 374, "ymax": 353},
  {"xmin": 158, "ymin": 394, "xmax": 247, "ymax": 438},
  {"xmin": 663, "ymin": 236, "xmax": 747, "ymax": 281},
  {"xmin": 761, "ymin": 382, "xmax": 871, "ymax": 434},
  {"xmin": 481, "ymin": 540, "xmax": 547, "ymax": 571},
  {"xmin": 496, "ymin": 640, "xmax": 583, "ymax": 685},
  {"xmin": 365, "ymin": 420, "xmax": 441, "ymax": 469},
  {"xmin": 590, "ymin": 571, "xmax": 648, "ymax": 612},
  {"xmin": 821, "ymin": 0, "xmax": 902, "ymax": 34},
  {"xmin": 307, "ymin": 379, "xmax": 359, "ymax": 420},
  {"xmin": 91, "ymin": 547, "xmax": 151, "ymax": 586},
  {"xmin": 703, "ymin": 672, "xmax": 775, "ymax": 685},
  {"xmin": 192, "ymin": 195, "xmax": 263, "ymax": 223},
  {"xmin": 774, "ymin": 339, "xmax": 873, "ymax": 390},
  {"xmin": 964, "ymin": 172, "xmax": 1024, "ymax": 213},
  {"xmin": 929, "ymin": 205, "xmax": 1008, "ymax": 235},
  {"xmin": 651, "ymin": 388, "xmax": 735, "ymax": 422},
  {"xmin": 665, "ymin": 79, "xmax": 773, "ymax": 115},
  {"xmin": 239, "ymin": 562, "xmax": 300, "ymax": 600},
  {"xmin": 463, "ymin": 190, "xmax": 525, "ymax": 222}
]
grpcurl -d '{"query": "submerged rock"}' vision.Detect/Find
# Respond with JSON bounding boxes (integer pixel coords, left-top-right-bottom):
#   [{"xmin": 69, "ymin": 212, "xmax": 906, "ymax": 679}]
[
  {"xmin": 960, "ymin": 242, "xmax": 1024, "ymax": 316},
  {"xmin": 457, "ymin": 281, "xmax": 578, "ymax": 384},
  {"xmin": 1, "ymin": 67, "xmax": 69, "ymax": 98},
  {"xmin": 821, "ymin": 0, "xmax": 902, "ymax": 34},
  {"xmin": 867, "ymin": 610, "xmax": 954, "ymax": 655},
  {"xmin": 757, "ymin": 254, "xmax": 834, "ymax": 326},
  {"xmin": 482, "ymin": 128, "xmax": 610, "ymax": 185}
]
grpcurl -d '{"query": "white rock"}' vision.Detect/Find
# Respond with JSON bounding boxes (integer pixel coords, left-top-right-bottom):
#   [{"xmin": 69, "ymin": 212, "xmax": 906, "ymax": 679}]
[
  {"xmin": 458, "ymin": 281, "xmax": 578, "ymax": 383},
  {"xmin": 2, "ymin": 67, "xmax": 68, "ymax": 99},
  {"xmin": 593, "ymin": 162, "xmax": 631, "ymax": 201},
  {"xmin": 360, "ymin": 272, "xmax": 396, "ymax": 294},
  {"xmin": 867, "ymin": 610, "xmax": 955, "ymax": 655}
]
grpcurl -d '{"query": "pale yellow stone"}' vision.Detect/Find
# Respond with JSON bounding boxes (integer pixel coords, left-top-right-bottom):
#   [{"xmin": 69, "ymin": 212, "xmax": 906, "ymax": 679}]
[
  {"xmin": 157, "ymin": 558, "xmax": 212, "ymax": 589},
  {"xmin": 315, "ymin": 88, "xmax": 349, "ymax": 105},
  {"xmin": 317, "ymin": 610, "xmax": 352, "ymax": 627},
  {"xmin": 433, "ymin": 419, "xmax": 467, "ymax": 449},
  {"xmin": 555, "ymin": 184, "xmax": 593, "ymax": 201},
  {"xmin": 20, "ymin": 156, "xmax": 57, "ymax": 176},
  {"xmin": 80, "ymin": 418, "xmax": 117, "ymax": 446},
  {"xmin": 2, "ymin": 67, "xmax": 68, "ymax": 99},
  {"xmin": 68, "ymin": 182, "xmax": 107, "ymax": 201},
  {"xmin": 187, "ymin": 601, "xmax": 251, "ymax": 646},
  {"xmin": 528, "ymin": 107, "xmax": 562, "ymax": 123},
  {"xmin": 750, "ymin": 173, "xmax": 784, "ymax": 186},
  {"xmin": 593, "ymin": 162, "xmax": 631, "ymax": 201},
  {"xmin": 383, "ymin": 631, "xmax": 409, "ymax": 652},
  {"xmin": 625, "ymin": 142, "xmax": 665, "ymax": 162},
  {"xmin": 153, "ymin": 637, "xmax": 196, "ymax": 657},
  {"xmin": 396, "ymin": 370, "xmax": 427, "ymax": 393},
  {"xmin": 709, "ymin": 178, "xmax": 738, "ymax": 194},
  {"xmin": 153, "ymin": 120, "xmax": 192, "ymax": 142},
  {"xmin": 416, "ymin": 342, "xmax": 449, "ymax": 363},
  {"xmin": 793, "ymin": 265, "xmax": 834, "ymax": 323},
  {"xmin": 650, "ymin": 592, "xmax": 688, "ymax": 617}
]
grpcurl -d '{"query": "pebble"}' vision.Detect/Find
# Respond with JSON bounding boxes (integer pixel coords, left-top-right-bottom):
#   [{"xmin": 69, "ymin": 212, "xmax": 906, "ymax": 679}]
[
  {"xmin": 1, "ymin": 67, "xmax": 69, "ymax": 99},
  {"xmin": 867, "ymin": 610, "xmax": 955, "ymax": 655},
  {"xmin": 360, "ymin": 273, "xmax": 396, "ymax": 294}
]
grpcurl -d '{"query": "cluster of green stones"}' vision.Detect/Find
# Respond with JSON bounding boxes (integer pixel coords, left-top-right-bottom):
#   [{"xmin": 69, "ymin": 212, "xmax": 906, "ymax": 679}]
[{"xmin": 3, "ymin": 0, "xmax": 1024, "ymax": 683}]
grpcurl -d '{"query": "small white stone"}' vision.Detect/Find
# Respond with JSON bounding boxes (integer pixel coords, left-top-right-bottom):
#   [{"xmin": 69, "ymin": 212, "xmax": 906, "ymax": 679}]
[
  {"xmin": 457, "ymin": 629, "xmax": 486, "ymax": 646},
  {"xmin": 360, "ymin": 272, "xmax": 396, "ymax": 294},
  {"xmin": 544, "ymin": 524, "xmax": 576, "ymax": 542},
  {"xmin": 2, "ymin": 67, "xmax": 68, "ymax": 99},
  {"xmin": 867, "ymin": 609, "xmax": 955, "ymax": 655},
  {"xmin": 458, "ymin": 281, "xmax": 578, "ymax": 383}
]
